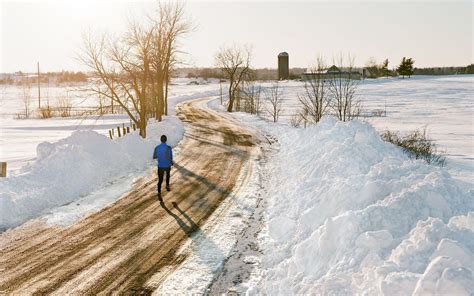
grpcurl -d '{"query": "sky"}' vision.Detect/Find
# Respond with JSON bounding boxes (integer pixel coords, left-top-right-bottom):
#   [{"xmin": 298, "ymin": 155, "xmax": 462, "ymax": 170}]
[{"xmin": 1, "ymin": 0, "xmax": 472, "ymax": 72}]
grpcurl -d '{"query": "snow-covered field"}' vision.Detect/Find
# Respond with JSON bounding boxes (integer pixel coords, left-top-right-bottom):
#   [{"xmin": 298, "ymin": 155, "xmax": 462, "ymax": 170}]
[
  {"xmin": 0, "ymin": 75, "xmax": 473, "ymax": 293},
  {"xmin": 255, "ymin": 75, "xmax": 474, "ymax": 182}
]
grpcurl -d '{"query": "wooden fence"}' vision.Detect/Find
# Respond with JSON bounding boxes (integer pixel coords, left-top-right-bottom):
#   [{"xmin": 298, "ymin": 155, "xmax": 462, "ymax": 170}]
[
  {"xmin": 108, "ymin": 122, "xmax": 136, "ymax": 140},
  {"xmin": 1, "ymin": 162, "xmax": 6, "ymax": 177}
]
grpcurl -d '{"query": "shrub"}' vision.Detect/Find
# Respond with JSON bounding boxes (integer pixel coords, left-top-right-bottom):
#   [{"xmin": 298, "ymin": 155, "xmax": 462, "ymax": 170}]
[
  {"xmin": 39, "ymin": 104, "xmax": 53, "ymax": 119},
  {"xmin": 381, "ymin": 128, "xmax": 446, "ymax": 166},
  {"xmin": 265, "ymin": 83, "xmax": 283, "ymax": 123},
  {"xmin": 56, "ymin": 96, "xmax": 72, "ymax": 117},
  {"xmin": 289, "ymin": 112, "xmax": 303, "ymax": 128}
]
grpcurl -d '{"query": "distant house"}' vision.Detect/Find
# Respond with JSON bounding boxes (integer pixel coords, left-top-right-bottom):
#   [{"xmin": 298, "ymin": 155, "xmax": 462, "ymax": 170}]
[{"xmin": 301, "ymin": 65, "xmax": 362, "ymax": 80}]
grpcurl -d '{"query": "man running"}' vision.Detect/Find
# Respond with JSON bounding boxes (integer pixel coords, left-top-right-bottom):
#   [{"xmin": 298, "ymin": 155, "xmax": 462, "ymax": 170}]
[{"xmin": 153, "ymin": 135, "xmax": 173, "ymax": 199}]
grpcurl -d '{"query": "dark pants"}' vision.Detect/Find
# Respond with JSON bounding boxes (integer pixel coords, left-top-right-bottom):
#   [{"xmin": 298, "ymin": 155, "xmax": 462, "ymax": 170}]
[{"xmin": 158, "ymin": 167, "xmax": 171, "ymax": 193}]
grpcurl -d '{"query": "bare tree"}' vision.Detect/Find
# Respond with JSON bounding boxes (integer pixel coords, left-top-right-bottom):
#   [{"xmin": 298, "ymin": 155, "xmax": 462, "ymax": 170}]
[
  {"xmin": 241, "ymin": 81, "xmax": 262, "ymax": 115},
  {"xmin": 149, "ymin": 1, "xmax": 192, "ymax": 119},
  {"xmin": 161, "ymin": 2, "xmax": 192, "ymax": 116},
  {"xmin": 328, "ymin": 55, "xmax": 362, "ymax": 121},
  {"xmin": 79, "ymin": 31, "xmax": 151, "ymax": 138},
  {"xmin": 298, "ymin": 57, "xmax": 330, "ymax": 124},
  {"xmin": 215, "ymin": 44, "xmax": 252, "ymax": 112},
  {"xmin": 22, "ymin": 82, "xmax": 32, "ymax": 118},
  {"xmin": 79, "ymin": 2, "xmax": 191, "ymax": 137},
  {"xmin": 266, "ymin": 83, "xmax": 283, "ymax": 123},
  {"xmin": 121, "ymin": 21, "xmax": 155, "ymax": 124}
]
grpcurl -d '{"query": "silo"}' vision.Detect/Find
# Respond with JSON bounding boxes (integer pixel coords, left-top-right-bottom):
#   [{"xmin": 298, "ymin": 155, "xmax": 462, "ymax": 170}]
[{"xmin": 278, "ymin": 52, "xmax": 289, "ymax": 80}]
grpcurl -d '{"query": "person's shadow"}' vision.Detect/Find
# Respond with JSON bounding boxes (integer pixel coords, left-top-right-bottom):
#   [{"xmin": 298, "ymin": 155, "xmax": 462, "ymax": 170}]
[
  {"xmin": 159, "ymin": 201, "xmax": 199, "ymax": 237},
  {"xmin": 159, "ymin": 199, "xmax": 228, "ymax": 290}
]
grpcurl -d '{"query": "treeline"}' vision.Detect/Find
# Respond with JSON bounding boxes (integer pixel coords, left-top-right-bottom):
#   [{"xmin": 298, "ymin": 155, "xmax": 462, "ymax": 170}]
[
  {"xmin": 365, "ymin": 57, "xmax": 415, "ymax": 78},
  {"xmin": 414, "ymin": 65, "xmax": 474, "ymax": 75},
  {"xmin": 53, "ymin": 71, "xmax": 88, "ymax": 83},
  {"xmin": 365, "ymin": 57, "xmax": 473, "ymax": 79},
  {"xmin": 179, "ymin": 67, "xmax": 305, "ymax": 81},
  {"xmin": 0, "ymin": 71, "xmax": 88, "ymax": 85}
]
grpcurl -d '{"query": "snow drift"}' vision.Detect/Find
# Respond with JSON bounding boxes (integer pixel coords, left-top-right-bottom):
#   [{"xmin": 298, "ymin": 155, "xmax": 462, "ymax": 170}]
[
  {"xmin": 0, "ymin": 116, "xmax": 184, "ymax": 230},
  {"xmin": 260, "ymin": 117, "xmax": 474, "ymax": 295}
]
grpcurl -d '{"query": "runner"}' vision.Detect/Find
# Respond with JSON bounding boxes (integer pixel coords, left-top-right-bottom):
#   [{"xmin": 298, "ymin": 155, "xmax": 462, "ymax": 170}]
[{"xmin": 153, "ymin": 135, "xmax": 173, "ymax": 200}]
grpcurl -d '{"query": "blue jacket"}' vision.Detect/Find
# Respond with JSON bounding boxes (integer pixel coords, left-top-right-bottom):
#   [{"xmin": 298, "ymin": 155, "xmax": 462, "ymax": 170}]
[{"xmin": 153, "ymin": 143, "xmax": 173, "ymax": 168}]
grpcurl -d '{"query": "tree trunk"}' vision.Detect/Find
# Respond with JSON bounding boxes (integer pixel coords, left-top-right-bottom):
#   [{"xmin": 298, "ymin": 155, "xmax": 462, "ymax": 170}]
[
  {"xmin": 151, "ymin": 78, "xmax": 157, "ymax": 118},
  {"xmin": 139, "ymin": 120, "xmax": 147, "ymax": 138},
  {"xmin": 155, "ymin": 74, "xmax": 164, "ymax": 121},
  {"xmin": 227, "ymin": 87, "xmax": 234, "ymax": 112},
  {"xmin": 164, "ymin": 72, "xmax": 169, "ymax": 116}
]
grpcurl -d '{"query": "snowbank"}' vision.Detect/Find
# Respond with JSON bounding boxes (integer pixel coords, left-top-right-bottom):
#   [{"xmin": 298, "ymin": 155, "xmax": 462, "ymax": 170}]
[
  {"xmin": 0, "ymin": 116, "xmax": 184, "ymax": 230},
  {"xmin": 259, "ymin": 117, "xmax": 474, "ymax": 295},
  {"xmin": 0, "ymin": 83, "xmax": 220, "ymax": 230},
  {"xmin": 241, "ymin": 76, "xmax": 474, "ymax": 182}
]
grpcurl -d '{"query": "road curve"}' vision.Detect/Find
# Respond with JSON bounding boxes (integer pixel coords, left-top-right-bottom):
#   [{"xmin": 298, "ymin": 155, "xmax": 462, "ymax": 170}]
[{"xmin": 0, "ymin": 97, "xmax": 260, "ymax": 294}]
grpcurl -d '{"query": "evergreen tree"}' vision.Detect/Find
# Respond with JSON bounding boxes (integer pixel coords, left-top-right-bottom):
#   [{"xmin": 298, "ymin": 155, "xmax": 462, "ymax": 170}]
[
  {"xmin": 397, "ymin": 57, "xmax": 415, "ymax": 78},
  {"xmin": 381, "ymin": 59, "xmax": 390, "ymax": 77},
  {"xmin": 466, "ymin": 64, "xmax": 474, "ymax": 74},
  {"xmin": 397, "ymin": 57, "xmax": 408, "ymax": 78},
  {"xmin": 406, "ymin": 58, "xmax": 414, "ymax": 77}
]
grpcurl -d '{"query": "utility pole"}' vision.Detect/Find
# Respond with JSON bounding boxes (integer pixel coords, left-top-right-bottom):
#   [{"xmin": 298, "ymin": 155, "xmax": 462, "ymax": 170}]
[
  {"xmin": 220, "ymin": 80, "xmax": 223, "ymax": 105},
  {"xmin": 111, "ymin": 80, "xmax": 114, "ymax": 113},
  {"xmin": 37, "ymin": 62, "xmax": 41, "ymax": 108}
]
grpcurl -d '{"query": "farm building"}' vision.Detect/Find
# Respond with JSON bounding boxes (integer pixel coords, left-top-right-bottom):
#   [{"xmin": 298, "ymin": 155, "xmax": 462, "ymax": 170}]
[{"xmin": 301, "ymin": 65, "xmax": 362, "ymax": 80}]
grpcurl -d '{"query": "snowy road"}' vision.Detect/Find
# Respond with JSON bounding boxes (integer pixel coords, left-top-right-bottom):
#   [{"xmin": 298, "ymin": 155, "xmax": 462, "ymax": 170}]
[{"xmin": 0, "ymin": 97, "xmax": 262, "ymax": 293}]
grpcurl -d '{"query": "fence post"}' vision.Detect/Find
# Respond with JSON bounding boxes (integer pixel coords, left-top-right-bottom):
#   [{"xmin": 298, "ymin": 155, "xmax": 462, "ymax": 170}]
[
  {"xmin": 117, "ymin": 126, "xmax": 121, "ymax": 137},
  {"xmin": 0, "ymin": 162, "xmax": 6, "ymax": 177},
  {"xmin": 127, "ymin": 127, "xmax": 130, "ymax": 134}
]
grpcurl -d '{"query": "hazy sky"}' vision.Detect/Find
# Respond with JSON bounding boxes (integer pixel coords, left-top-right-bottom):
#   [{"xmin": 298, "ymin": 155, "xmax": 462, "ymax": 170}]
[{"xmin": 1, "ymin": 0, "xmax": 472, "ymax": 72}]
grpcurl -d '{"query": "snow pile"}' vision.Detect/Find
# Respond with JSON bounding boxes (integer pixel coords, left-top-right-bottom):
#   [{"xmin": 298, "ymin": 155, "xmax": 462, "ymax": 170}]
[
  {"xmin": 260, "ymin": 117, "xmax": 474, "ymax": 295},
  {"xmin": 0, "ymin": 116, "xmax": 183, "ymax": 230},
  {"xmin": 1, "ymin": 81, "xmax": 220, "ymax": 175}
]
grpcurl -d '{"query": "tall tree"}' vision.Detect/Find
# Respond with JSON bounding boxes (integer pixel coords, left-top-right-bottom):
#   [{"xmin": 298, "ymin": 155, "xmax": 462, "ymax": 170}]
[
  {"xmin": 150, "ymin": 1, "xmax": 192, "ymax": 120},
  {"xmin": 298, "ymin": 56, "xmax": 330, "ymax": 124},
  {"xmin": 80, "ymin": 2, "xmax": 191, "ymax": 137},
  {"xmin": 215, "ymin": 45, "xmax": 252, "ymax": 112},
  {"xmin": 80, "ymin": 30, "xmax": 152, "ymax": 138}
]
